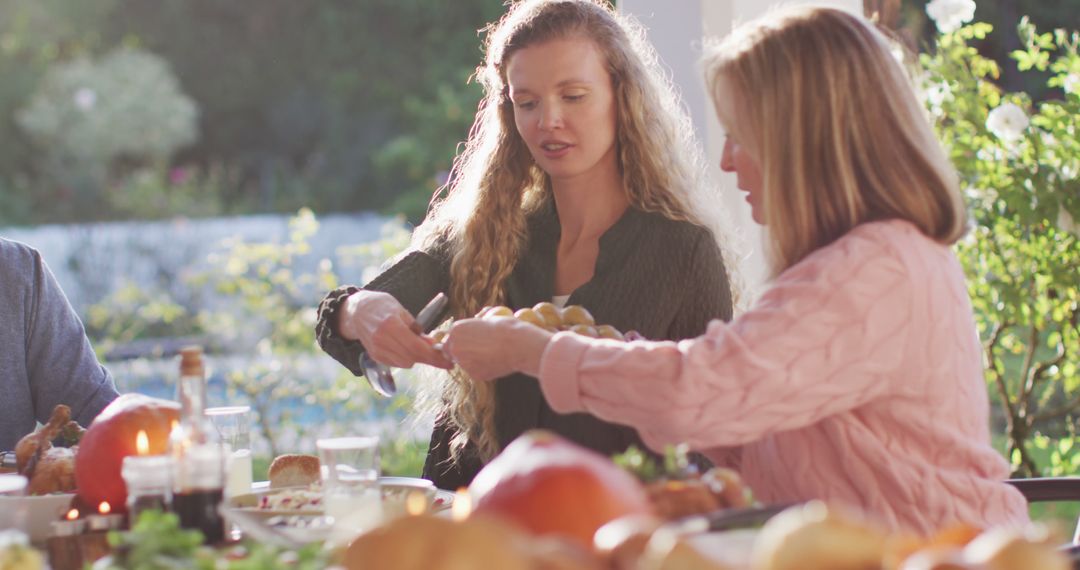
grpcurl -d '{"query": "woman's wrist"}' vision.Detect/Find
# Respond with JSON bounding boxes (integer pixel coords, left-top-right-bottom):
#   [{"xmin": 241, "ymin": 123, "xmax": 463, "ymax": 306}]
[
  {"xmin": 513, "ymin": 321, "xmax": 553, "ymax": 377},
  {"xmin": 338, "ymin": 290, "xmax": 372, "ymax": 341}
]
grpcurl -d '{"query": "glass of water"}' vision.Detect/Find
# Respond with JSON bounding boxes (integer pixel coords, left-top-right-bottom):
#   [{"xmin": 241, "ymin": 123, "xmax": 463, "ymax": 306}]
[
  {"xmin": 205, "ymin": 406, "xmax": 253, "ymax": 498},
  {"xmin": 316, "ymin": 435, "xmax": 383, "ymax": 545}
]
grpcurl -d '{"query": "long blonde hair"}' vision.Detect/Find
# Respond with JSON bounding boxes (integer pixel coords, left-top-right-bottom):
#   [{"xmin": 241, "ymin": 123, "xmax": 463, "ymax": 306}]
[
  {"xmin": 413, "ymin": 0, "xmax": 732, "ymax": 461},
  {"xmin": 704, "ymin": 6, "xmax": 966, "ymax": 275}
]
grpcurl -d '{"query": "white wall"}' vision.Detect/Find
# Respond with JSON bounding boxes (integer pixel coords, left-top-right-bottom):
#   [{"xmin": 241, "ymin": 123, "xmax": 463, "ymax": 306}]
[{"xmin": 619, "ymin": 0, "xmax": 862, "ymax": 300}]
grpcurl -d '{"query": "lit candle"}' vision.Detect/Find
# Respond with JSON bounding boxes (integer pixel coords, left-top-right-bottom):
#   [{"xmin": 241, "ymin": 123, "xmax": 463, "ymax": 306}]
[
  {"xmin": 48, "ymin": 509, "xmax": 86, "ymax": 570},
  {"xmin": 122, "ymin": 453, "xmax": 173, "ymax": 519},
  {"xmin": 406, "ymin": 490, "xmax": 428, "ymax": 516},
  {"xmin": 86, "ymin": 502, "xmax": 124, "ymax": 532},
  {"xmin": 451, "ymin": 488, "xmax": 472, "ymax": 522},
  {"xmin": 136, "ymin": 430, "xmax": 149, "ymax": 455},
  {"xmin": 50, "ymin": 509, "xmax": 85, "ymax": 537}
]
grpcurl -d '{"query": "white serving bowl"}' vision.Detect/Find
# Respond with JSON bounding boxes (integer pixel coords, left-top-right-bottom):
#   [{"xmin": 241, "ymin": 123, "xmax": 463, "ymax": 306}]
[{"xmin": 0, "ymin": 493, "xmax": 77, "ymax": 544}]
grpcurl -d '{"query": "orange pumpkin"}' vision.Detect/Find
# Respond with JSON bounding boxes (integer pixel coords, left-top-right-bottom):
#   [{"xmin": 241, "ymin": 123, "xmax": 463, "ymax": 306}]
[
  {"xmin": 75, "ymin": 394, "xmax": 180, "ymax": 512},
  {"xmin": 469, "ymin": 430, "xmax": 653, "ymax": 549}
]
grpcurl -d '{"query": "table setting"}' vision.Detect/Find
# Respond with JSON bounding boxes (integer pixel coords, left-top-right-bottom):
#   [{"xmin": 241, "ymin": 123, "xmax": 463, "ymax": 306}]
[{"xmin": 0, "ymin": 383, "xmax": 1073, "ymax": 570}]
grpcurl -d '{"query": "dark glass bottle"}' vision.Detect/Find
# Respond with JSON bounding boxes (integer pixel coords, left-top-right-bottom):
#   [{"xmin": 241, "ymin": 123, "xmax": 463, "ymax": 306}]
[{"xmin": 168, "ymin": 346, "xmax": 226, "ymax": 544}]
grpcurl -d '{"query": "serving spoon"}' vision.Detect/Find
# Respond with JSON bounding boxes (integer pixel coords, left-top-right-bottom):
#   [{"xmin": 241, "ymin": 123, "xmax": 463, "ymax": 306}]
[{"xmin": 359, "ymin": 292, "xmax": 448, "ymax": 397}]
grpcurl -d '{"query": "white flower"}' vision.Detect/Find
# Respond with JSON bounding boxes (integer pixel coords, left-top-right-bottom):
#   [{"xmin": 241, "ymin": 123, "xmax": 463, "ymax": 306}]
[
  {"xmin": 1059, "ymin": 206, "xmax": 1078, "ymax": 236},
  {"xmin": 926, "ymin": 0, "xmax": 977, "ymax": 34},
  {"xmin": 72, "ymin": 87, "xmax": 97, "ymax": 111},
  {"xmin": 1064, "ymin": 73, "xmax": 1080, "ymax": 95},
  {"xmin": 986, "ymin": 103, "xmax": 1029, "ymax": 143},
  {"xmin": 923, "ymin": 81, "xmax": 952, "ymax": 116}
]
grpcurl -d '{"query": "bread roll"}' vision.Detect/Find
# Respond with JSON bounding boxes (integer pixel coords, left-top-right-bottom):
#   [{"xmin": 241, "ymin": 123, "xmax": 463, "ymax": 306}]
[{"xmin": 268, "ymin": 454, "xmax": 320, "ymax": 488}]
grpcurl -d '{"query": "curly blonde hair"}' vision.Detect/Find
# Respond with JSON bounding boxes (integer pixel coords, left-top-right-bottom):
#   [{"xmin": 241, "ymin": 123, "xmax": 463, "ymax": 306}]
[{"xmin": 413, "ymin": 0, "xmax": 735, "ymax": 461}]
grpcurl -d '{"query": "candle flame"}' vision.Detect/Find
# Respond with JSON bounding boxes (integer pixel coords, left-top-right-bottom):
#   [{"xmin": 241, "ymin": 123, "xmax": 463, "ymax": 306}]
[
  {"xmin": 99, "ymin": 501, "xmax": 111, "ymax": 514},
  {"xmin": 406, "ymin": 491, "xmax": 427, "ymax": 516},
  {"xmin": 451, "ymin": 488, "xmax": 471, "ymax": 521},
  {"xmin": 66, "ymin": 509, "xmax": 79, "ymax": 521},
  {"xmin": 136, "ymin": 430, "xmax": 149, "ymax": 455}
]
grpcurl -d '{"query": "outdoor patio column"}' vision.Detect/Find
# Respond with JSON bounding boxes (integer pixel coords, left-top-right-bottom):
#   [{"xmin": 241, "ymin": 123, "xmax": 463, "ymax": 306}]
[{"xmin": 619, "ymin": 0, "xmax": 862, "ymax": 297}]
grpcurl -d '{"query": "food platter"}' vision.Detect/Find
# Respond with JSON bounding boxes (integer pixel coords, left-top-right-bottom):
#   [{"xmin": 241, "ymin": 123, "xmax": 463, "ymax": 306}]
[
  {"xmin": 223, "ymin": 477, "xmax": 455, "ymax": 545},
  {"xmin": 227, "ymin": 476, "xmax": 454, "ymax": 518}
]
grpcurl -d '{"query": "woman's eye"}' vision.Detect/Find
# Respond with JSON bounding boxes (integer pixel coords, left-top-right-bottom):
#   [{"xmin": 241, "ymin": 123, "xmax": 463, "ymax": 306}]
[
  {"xmin": 515, "ymin": 100, "xmax": 537, "ymax": 110},
  {"xmin": 564, "ymin": 94, "xmax": 585, "ymax": 102}
]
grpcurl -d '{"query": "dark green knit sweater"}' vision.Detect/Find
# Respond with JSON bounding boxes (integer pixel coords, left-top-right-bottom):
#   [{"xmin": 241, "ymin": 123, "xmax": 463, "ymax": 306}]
[{"xmin": 316, "ymin": 203, "xmax": 734, "ymax": 489}]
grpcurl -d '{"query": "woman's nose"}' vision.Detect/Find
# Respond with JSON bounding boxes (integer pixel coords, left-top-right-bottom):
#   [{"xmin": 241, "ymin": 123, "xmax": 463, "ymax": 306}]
[
  {"xmin": 719, "ymin": 139, "xmax": 735, "ymax": 172},
  {"xmin": 538, "ymin": 104, "xmax": 563, "ymax": 131}
]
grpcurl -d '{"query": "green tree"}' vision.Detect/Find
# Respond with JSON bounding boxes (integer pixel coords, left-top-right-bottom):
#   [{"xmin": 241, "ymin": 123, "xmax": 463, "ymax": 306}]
[
  {"xmin": 101, "ymin": 0, "xmax": 503, "ymax": 216},
  {"xmin": 920, "ymin": 13, "xmax": 1080, "ymax": 476},
  {"xmin": 0, "ymin": 0, "xmax": 116, "ymax": 224}
]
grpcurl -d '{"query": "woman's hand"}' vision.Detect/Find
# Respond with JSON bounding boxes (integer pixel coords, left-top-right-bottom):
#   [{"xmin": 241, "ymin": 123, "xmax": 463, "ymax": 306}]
[
  {"xmin": 338, "ymin": 290, "xmax": 453, "ymax": 369},
  {"xmin": 444, "ymin": 317, "xmax": 553, "ymax": 381}
]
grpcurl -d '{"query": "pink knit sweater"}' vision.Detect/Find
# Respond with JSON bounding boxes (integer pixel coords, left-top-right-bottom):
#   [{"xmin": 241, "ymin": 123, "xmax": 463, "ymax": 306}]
[{"xmin": 538, "ymin": 220, "xmax": 1029, "ymax": 534}]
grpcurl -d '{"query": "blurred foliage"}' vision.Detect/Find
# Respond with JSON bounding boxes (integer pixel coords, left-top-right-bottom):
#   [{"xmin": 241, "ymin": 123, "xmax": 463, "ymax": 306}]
[
  {"xmin": 921, "ymin": 15, "xmax": 1080, "ymax": 476},
  {"xmin": 16, "ymin": 47, "xmax": 198, "ymax": 221},
  {"xmin": 0, "ymin": 0, "xmax": 116, "ymax": 222},
  {"xmin": 900, "ymin": 0, "xmax": 1080, "ymax": 101},
  {"xmin": 0, "ymin": 0, "xmax": 504, "ymax": 225},
  {"xmin": 86, "ymin": 283, "xmax": 198, "ymax": 352},
  {"xmin": 87, "ymin": 210, "xmax": 425, "ymax": 463},
  {"xmin": 4, "ymin": 1, "xmax": 1076, "ymax": 226},
  {"xmin": 105, "ymin": 165, "xmax": 229, "ymax": 220},
  {"xmin": 102, "ymin": 510, "xmax": 331, "ymax": 569}
]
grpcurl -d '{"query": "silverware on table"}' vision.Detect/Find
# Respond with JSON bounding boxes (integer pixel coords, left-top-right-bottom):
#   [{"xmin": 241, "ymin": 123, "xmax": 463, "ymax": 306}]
[
  {"xmin": 360, "ymin": 292, "xmax": 449, "ymax": 397},
  {"xmin": 0, "ymin": 451, "xmax": 17, "ymax": 470},
  {"xmin": 224, "ymin": 508, "xmax": 309, "ymax": 549},
  {"xmin": 667, "ymin": 503, "xmax": 794, "ymax": 534}
]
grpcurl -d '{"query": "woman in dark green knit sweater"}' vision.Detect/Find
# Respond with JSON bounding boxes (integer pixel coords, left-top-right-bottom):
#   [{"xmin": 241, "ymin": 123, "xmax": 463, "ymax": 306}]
[{"xmin": 315, "ymin": 0, "xmax": 735, "ymax": 490}]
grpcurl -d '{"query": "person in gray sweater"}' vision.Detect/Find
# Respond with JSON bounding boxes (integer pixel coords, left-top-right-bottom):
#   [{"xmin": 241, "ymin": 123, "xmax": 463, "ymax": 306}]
[
  {"xmin": 317, "ymin": 0, "xmax": 737, "ymax": 489},
  {"xmin": 0, "ymin": 237, "xmax": 119, "ymax": 451}
]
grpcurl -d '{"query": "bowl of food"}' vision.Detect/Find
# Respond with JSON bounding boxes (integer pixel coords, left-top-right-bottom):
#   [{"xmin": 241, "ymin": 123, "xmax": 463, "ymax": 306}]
[
  {"xmin": 0, "ymin": 490, "xmax": 76, "ymax": 544},
  {"xmin": 2, "ymin": 457, "xmax": 79, "ymax": 545}
]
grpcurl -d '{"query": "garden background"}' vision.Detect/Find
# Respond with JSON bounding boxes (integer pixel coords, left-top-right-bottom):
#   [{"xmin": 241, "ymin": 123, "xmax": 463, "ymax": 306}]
[{"xmin": 0, "ymin": 0, "xmax": 1077, "ymax": 520}]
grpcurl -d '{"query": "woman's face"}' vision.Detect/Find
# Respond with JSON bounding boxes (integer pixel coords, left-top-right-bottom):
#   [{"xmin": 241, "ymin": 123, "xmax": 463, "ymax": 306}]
[
  {"xmin": 714, "ymin": 76, "xmax": 766, "ymax": 225},
  {"xmin": 506, "ymin": 37, "xmax": 618, "ymax": 184}
]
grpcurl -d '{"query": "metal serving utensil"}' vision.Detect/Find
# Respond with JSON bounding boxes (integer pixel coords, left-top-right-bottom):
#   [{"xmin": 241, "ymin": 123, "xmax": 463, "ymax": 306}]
[
  {"xmin": 0, "ymin": 451, "xmax": 17, "ymax": 471},
  {"xmin": 666, "ymin": 503, "xmax": 795, "ymax": 534},
  {"xmin": 359, "ymin": 292, "xmax": 449, "ymax": 397},
  {"xmin": 225, "ymin": 508, "xmax": 309, "ymax": 549}
]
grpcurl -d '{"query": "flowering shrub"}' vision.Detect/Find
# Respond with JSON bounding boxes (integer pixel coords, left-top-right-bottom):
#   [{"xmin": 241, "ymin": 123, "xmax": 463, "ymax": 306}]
[
  {"xmin": 15, "ymin": 47, "xmax": 198, "ymax": 213},
  {"xmin": 920, "ymin": 4, "xmax": 1080, "ymax": 475}
]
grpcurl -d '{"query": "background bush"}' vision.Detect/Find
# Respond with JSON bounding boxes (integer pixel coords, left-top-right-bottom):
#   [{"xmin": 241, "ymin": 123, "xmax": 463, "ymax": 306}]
[
  {"xmin": 0, "ymin": 0, "xmax": 505, "ymax": 226},
  {"xmin": 919, "ymin": 5, "xmax": 1080, "ymax": 480}
]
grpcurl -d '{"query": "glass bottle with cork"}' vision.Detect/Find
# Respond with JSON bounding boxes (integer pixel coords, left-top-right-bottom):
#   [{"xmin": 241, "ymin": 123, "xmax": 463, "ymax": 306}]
[{"xmin": 169, "ymin": 346, "xmax": 226, "ymax": 544}]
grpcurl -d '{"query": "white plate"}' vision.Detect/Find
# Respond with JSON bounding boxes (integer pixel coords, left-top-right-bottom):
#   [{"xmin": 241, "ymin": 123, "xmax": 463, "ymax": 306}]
[
  {"xmin": 684, "ymin": 528, "xmax": 759, "ymax": 569},
  {"xmin": 228, "ymin": 477, "xmax": 454, "ymax": 518},
  {"xmin": 0, "ymin": 493, "xmax": 76, "ymax": 544}
]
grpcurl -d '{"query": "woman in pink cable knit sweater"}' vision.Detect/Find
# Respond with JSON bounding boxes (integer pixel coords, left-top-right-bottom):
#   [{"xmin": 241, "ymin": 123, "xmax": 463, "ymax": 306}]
[{"xmin": 443, "ymin": 6, "xmax": 1030, "ymax": 534}]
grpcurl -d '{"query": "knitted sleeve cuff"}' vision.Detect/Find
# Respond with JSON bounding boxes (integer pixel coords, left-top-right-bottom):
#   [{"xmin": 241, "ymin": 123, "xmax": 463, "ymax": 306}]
[
  {"xmin": 537, "ymin": 331, "xmax": 593, "ymax": 414},
  {"xmin": 315, "ymin": 285, "xmax": 366, "ymax": 376}
]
